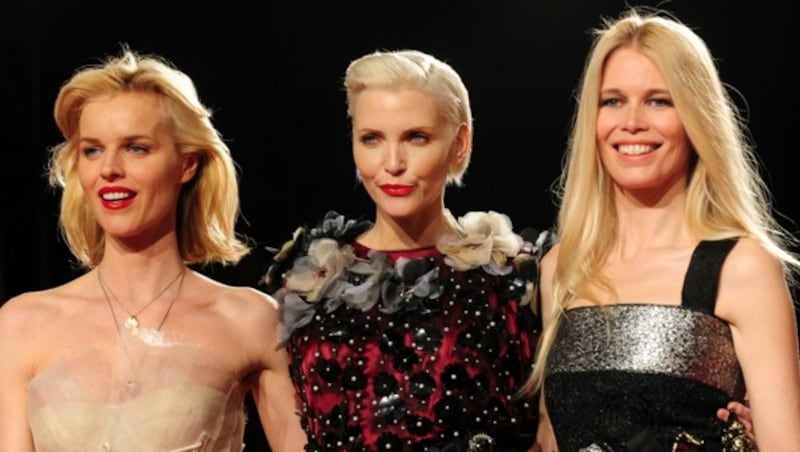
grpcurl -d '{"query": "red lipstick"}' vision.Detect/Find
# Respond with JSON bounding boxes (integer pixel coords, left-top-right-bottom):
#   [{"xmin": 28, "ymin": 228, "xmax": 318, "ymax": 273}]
[
  {"xmin": 98, "ymin": 186, "xmax": 136, "ymax": 210},
  {"xmin": 379, "ymin": 184, "xmax": 414, "ymax": 196}
]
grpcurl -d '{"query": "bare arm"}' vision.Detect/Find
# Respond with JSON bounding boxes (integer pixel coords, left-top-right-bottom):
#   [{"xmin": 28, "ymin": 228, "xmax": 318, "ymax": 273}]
[
  {"xmin": 246, "ymin": 290, "xmax": 307, "ymax": 452},
  {"xmin": 533, "ymin": 246, "xmax": 559, "ymax": 452},
  {"xmin": 718, "ymin": 238, "xmax": 800, "ymax": 449},
  {"xmin": 0, "ymin": 295, "xmax": 37, "ymax": 451},
  {"xmin": 534, "ymin": 387, "xmax": 557, "ymax": 452}
]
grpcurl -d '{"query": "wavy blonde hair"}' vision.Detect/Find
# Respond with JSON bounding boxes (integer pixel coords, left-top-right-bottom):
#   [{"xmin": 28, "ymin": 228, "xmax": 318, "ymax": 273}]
[
  {"xmin": 48, "ymin": 47, "xmax": 249, "ymax": 268},
  {"xmin": 525, "ymin": 8, "xmax": 799, "ymax": 394},
  {"xmin": 343, "ymin": 49, "xmax": 473, "ymax": 186}
]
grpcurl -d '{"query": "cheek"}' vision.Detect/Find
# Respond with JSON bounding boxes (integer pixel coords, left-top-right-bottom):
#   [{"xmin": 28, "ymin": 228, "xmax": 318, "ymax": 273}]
[
  {"xmin": 76, "ymin": 160, "xmax": 95, "ymax": 193},
  {"xmin": 352, "ymin": 147, "xmax": 384, "ymax": 181},
  {"xmin": 660, "ymin": 119, "xmax": 688, "ymax": 144},
  {"xmin": 595, "ymin": 111, "xmax": 615, "ymax": 141}
]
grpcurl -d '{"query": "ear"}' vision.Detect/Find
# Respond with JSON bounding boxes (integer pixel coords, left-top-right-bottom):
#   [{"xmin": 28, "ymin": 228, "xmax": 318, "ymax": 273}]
[
  {"xmin": 180, "ymin": 152, "xmax": 200, "ymax": 184},
  {"xmin": 450, "ymin": 123, "xmax": 471, "ymax": 167}
]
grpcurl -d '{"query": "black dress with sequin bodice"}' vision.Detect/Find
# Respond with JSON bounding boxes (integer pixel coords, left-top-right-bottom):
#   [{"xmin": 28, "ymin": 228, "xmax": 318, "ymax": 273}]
[
  {"xmin": 544, "ymin": 239, "xmax": 752, "ymax": 451},
  {"xmin": 265, "ymin": 211, "xmax": 545, "ymax": 451}
]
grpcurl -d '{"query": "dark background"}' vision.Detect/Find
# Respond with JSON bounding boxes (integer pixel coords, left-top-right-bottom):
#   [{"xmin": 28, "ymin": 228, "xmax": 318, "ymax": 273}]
[{"xmin": 2, "ymin": 0, "xmax": 797, "ymax": 449}]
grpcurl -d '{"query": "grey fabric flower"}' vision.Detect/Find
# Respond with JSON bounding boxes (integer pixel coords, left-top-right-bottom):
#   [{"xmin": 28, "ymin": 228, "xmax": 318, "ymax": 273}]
[
  {"xmin": 284, "ymin": 238, "xmax": 355, "ymax": 302},
  {"xmin": 340, "ymin": 251, "xmax": 393, "ymax": 312}
]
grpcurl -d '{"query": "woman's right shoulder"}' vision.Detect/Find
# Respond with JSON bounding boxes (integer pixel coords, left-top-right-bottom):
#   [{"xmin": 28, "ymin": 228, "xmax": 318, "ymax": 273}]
[
  {"xmin": 0, "ymin": 277, "xmax": 86, "ymax": 327},
  {"xmin": 263, "ymin": 210, "xmax": 372, "ymax": 292},
  {"xmin": 540, "ymin": 243, "xmax": 560, "ymax": 275},
  {"xmin": 0, "ymin": 288, "xmax": 63, "ymax": 338}
]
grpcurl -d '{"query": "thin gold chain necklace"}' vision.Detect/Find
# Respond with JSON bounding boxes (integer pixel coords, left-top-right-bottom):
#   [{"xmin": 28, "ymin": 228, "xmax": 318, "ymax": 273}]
[
  {"xmin": 99, "ymin": 268, "xmax": 186, "ymax": 394},
  {"xmin": 97, "ymin": 267, "xmax": 184, "ymax": 335}
]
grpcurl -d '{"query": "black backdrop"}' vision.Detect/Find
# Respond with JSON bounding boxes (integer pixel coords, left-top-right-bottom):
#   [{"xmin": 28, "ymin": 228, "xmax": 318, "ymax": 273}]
[{"xmin": 2, "ymin": 0, "xmax": 797, "ymax": 449}]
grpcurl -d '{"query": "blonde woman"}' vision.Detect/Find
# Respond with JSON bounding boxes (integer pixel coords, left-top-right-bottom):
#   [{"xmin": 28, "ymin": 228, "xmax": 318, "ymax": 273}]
[
  {"xmin": 263, "ymin": 49, "xmax": 545, "ymax": 451},
  {"xmin": 528, "ymin": 8, "xmax": 800, "ymax": 451},
  {"xmin": 0, "ymin": 48, "xmax": 305, "ymax": 451}
]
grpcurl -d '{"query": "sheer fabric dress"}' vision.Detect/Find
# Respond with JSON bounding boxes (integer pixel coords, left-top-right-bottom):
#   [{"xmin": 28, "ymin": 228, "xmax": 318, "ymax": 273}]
[{"xmin": 28, "ymin": 329, "xmax": 248, "ymax": 451}]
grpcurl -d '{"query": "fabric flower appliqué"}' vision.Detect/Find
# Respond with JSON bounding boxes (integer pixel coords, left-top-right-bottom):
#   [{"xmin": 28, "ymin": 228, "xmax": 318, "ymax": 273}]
[
  {"xmin": 436, "ymin": 210, "xmax": 522, "ymax": 274},
  {"xmin": 265, "ymin": 210, "xmax": 551, "ymax": 344}
]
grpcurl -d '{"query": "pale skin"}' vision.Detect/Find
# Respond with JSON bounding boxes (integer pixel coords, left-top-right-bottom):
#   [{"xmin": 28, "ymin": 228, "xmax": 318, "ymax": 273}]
[
  {"xmin": 350, "ymin": 86, "xmax": 470, "ymax": 249},
  {"xmin": 534, "ymin": 47, "xmax": 799, "ymax": 450},
  {"xmin": 0, "ymin": 92, "xmax": 305, "ymax": 451}
]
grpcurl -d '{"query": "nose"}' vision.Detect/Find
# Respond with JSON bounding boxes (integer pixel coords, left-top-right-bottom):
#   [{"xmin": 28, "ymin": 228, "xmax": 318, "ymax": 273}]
[
  {"xmin": 100, "ymin": 150, "xmax": 124, "ymax": 181},
  {"xmin": 622, "ymin": 104, "xmax": 647, "ymax": 133},
  {"xmin": 384, "ymin": 143, "xmax": 406, "ymax": 175}
]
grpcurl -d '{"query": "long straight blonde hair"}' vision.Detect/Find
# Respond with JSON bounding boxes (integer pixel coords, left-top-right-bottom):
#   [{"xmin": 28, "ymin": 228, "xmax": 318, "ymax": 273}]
[{"xmin": 525, "ymin": 8, "xmax": 799, "ymax": 394}]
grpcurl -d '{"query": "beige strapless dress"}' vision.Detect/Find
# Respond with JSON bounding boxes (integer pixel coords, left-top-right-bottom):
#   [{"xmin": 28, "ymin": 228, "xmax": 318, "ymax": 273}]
[{"xmin": 28, "ymin": 329, "xmax": 250, "ymax": 451}]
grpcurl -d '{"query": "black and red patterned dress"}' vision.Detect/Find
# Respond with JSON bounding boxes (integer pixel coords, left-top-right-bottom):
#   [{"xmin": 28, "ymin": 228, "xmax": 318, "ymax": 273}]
[{"xmin": 264, "ymin": 211, "xmax": 548, "ymax": 451}]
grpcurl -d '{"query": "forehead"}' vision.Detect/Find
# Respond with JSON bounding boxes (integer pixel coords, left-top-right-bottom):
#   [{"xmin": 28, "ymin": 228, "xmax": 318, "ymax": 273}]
[
  {"xmin": 79, "ymin": 92, "xmax": 167, "ymax": 130},
  {"xmin": 352, "ymin": 87, "xmax": 443, "ymax": 128},
  {"xmin": 601, "ymin": 47, "xmax": 667, "ymax": 88}
]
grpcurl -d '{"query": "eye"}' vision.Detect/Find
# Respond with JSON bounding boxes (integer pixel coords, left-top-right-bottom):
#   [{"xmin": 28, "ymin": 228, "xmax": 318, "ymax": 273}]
[
  {"xmin": 81, "ymin": 146, "xmax": 102, "ymax": 158},
  {"xmin": 406, "ymin": 131, "xmax": 430, "ymax": 144},
  {"xmin": 359, "ymin": 133, "xmax": 380, "ymax": 146},
  {"xmin": 127, "ymin": 143, "xmax": 150, "ymax": 153},
  {"xmin": 599, "ymin": 97, "xmax": 622, "ymax": 107},
  {"xmin": 647, "ymin": 97, "xmax": 674, "ymax": 107}
]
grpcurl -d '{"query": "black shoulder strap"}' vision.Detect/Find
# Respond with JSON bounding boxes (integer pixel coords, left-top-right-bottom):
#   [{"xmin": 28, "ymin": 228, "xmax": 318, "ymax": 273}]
[{"xmin": 681, "ymin": 238, "xmax": 739, "ymax": 314}]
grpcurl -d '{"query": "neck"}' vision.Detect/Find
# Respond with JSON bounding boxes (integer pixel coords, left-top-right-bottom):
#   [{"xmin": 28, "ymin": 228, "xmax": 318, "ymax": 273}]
[
  {"xmin": 98, "ymin": 239, "xmax": 186, "ymax": 300},
  {"xmin": 611, "ymin": 185, "xmax": 693, "ymax": 257},
  {"xmin": 362, "ymin": 207, "xmax": 455, "ymax": 250}
]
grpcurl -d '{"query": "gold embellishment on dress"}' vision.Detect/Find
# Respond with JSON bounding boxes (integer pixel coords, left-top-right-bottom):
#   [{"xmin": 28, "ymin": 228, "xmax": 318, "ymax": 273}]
[
  {"xmin": 722, "ymin": 418, "xmax": 755, "ymax": 452},
  {"xmin": 468, "ymin": 432, "xmax": 495, "ymax": 451},
  {"xmin": 672, "ymin": 431, "xmax": 702, "ymax": 452}
]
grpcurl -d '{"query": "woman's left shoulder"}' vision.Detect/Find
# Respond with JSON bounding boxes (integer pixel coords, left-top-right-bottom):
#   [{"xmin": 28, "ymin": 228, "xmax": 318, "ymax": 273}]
[
  {"xmin": 193, "ymin": 271, "xmax": 276, "ymax": 314},
  {"xmin": 724, "ymin": 237, "xmax": 785, "ymax": 277},
  {"xmin": 717, "ymin": 237, "xmax": 790, "ymax": 317}
]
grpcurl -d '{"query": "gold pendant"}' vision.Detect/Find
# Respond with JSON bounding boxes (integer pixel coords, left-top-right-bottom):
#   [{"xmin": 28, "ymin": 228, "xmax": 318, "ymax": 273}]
[
  {"xmin": 124, "ymin": 316, "xmax": 140, "ymax": 335},
  {"xmin": 125, "ymin": 379, "xmax": 137, "ymax": 393}
]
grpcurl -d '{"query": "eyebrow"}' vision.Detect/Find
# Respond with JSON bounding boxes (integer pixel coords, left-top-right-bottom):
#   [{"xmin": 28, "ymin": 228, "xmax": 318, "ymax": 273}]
[
  {"xmin": 600, "ymin": 87, "xmax": 671, "ymax": 96},
  {"xmin": 79, "ymin": 134, "xmax": 152, "ymax": 144}
]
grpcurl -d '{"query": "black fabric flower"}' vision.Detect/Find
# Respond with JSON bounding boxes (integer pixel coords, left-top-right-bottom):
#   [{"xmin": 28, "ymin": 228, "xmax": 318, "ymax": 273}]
[
  {"xmin": 441, "ymin": 363, "xmax": 471, "ymax": 390},
  {"xmin": 376, "ymin": 393, "xmax": 407, "ymax": 422},
  {"xmin": 373, "ymin": 372, "xmax": 399, "ymax": 397},
  {"xmin": 376, "ymin": 433, "xmax": 404, "ymax": 451},
  {"xmin": 412, "ymin": 326, "xmax": 443, "ymax": 352},
  {"xmin": 392, "ymin": 345, "xmax": 420, "ymax": 372},
  {"xmin": 406, "ymin": 414, "xmax": 434, "ymax": 436},
  {"xmin": 409, "ymin": 371, "xmax": 437, "ymax": 400},
  {"xmin": 433, "ymin": 395, "xmax": 463, "ymax": 423},
  {"xmin": 341, "ymin": 365, "xmax": 367, "ymax": 390},
  {"xmin": 314, "ymin": 358, "xmax": 342, "ymax": 383}
]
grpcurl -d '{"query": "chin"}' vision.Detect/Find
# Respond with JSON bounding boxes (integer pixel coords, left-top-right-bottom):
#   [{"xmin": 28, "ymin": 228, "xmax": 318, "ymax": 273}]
[{"xmin": 379, "ymin": 204, "xmax": 421, "ymax": 220}]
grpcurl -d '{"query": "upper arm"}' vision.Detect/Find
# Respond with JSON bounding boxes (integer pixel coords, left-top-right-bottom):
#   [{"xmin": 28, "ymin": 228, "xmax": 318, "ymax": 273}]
[
  {"xmin": 539, "ymin": 245, "xmax": 559, "ymax": 330},
  {"xmin": 0, "ymin": 296, "xmax": 37, "ymax": 451},
  {"xmin": 717, "ymin": 238, "xmax": 800, "ymax": 447},
  {"xmin": 239, "ymin": 289, "xmax": 307, "ymax": 452}
]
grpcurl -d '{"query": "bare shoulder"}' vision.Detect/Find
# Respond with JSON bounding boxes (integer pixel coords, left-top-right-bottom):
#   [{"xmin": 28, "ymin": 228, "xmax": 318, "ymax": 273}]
[
  {"xmin": 195, "ymin": 272, "xmax": 274, "ymax": 303},
  {"xmin": 0, "ymin": 278, "xmax": 88, "ymax": 356},
  {"xmin": 191, "ymin": 272, "xmax": 279, "ymax": 334},
  {"xmin": 0, "ymin": 283, "xmax": 75, "ymax": 336},
  {"xmin": 540, "ymin": 243, "xmax": 560, "ymax": 278},
  {"xmin": 717, "ymin": 237, "xmax": 791, "ymax": 320},
  {"xmin": 722, "ymin": 237, "xmax": 785, "ymax": 281}
]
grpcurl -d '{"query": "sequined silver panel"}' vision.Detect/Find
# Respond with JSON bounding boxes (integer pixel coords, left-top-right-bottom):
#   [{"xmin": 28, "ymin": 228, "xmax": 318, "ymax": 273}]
[{"xmin": 546, "ymin": 304, "xmax": 743, "ymax": 396}]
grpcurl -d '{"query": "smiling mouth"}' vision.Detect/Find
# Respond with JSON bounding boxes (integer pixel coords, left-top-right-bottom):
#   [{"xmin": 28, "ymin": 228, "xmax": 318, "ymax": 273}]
[
  {"xmin": 101, "ymin": 191, "xmax": 135, "ymax": 201},
  {"xmin": 617, "ymin": 144, "xmax": 657, "ymax": 156}
]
